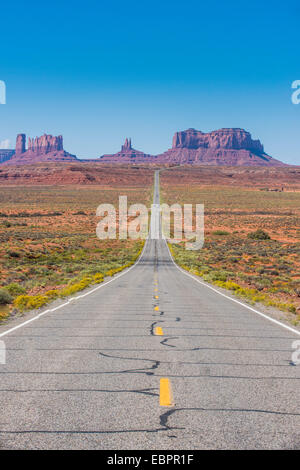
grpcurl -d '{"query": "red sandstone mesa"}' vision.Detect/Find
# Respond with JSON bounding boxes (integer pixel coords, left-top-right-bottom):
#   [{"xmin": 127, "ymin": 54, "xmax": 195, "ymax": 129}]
[
  {"xmin": 6, "ymin": 133, "xmax": 77, "ymax": 164},
  {"xmin": 99, "ymin": 137, "xmax": 156, "ymax": 163},
  {"xmin": 0, "ymin": 128, "xmax": 287, "ymax": 166},
  {"xmin": 97, "ymin": 129, "xmax": 285, "ymax": 166},
  {"xmin": 155, "ymin": 128, "xmax": 285, "ymax": 166}
]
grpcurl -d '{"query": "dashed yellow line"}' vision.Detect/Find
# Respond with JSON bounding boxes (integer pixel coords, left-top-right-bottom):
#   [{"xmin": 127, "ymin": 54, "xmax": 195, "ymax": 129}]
[
  {"xmin": 155, "ymin": 326, "xmax": 163, "ymax": 336},
  {"xmin": 160, "ymin": 378, "xmax": 174, "ymax": 406}
]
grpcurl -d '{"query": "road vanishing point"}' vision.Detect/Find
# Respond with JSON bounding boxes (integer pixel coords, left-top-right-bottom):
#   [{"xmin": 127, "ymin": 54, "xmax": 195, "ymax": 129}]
[{"xmin": 0, "ymin": 171, "xmax": 299, "ymax": 450}]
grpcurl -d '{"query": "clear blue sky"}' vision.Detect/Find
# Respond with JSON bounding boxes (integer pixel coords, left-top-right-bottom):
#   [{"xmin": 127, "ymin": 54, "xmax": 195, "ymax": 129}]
[{"xmin": 0, "ymin": 0, "xmax": 299, "ymax": 163}]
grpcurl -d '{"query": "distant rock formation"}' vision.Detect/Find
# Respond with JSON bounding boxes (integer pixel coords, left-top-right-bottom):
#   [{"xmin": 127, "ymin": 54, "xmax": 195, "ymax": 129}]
[
  {"xmin": 99, "ymin": 138, "xmax": 156, "ymax": 163},
  {"xmin": 156, "ymin": 128, "xmax": 285, "ymax": 166},
  {"xmin": 27, "ymin": 134, "xmax": 63, "ymax": 154},
  {"xmin": 15, "ymin": 134, "xmax": 26, "ymax": 155},
  {"xmin": 5, "ymin": 133, "xmax": 77, "ymax": 164},
  {"xmin": 172, "ymin": 128, "xmax": 264, "ymax": 152},
  {"xmin": 0, "ymin": 127, "xmax": 287, "ymax": 167},
  {"xmin": 121, "ymin": 138, "xmax": 132, "ymax": 152}
]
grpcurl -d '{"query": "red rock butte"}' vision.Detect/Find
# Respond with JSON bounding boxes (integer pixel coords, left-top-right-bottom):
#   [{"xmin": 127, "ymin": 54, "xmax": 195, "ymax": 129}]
[
  {"xmin": 97, "ymin": 129, "xmax": 285, "ymax": 166},
  {"xmin": 155, "ymin": 128, "xmax": 285, "ymax": 166},
  {"xmin": 0, "ymin": 128, "xmax": 287, "ymax": 166},
  {"xmin": 6, "ymin": 133, "xmax": 78, "ymax": 164},
  {"xmin": 99, "ymin": 137, "xmax": 156, "ymax": 163}
]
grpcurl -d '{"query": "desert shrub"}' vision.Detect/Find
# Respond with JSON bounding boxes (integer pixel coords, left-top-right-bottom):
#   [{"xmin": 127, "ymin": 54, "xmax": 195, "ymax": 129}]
[
  {"xmin": 3, "ymin": 283, "xmax": 26, "ymax": 297},
  {"xmin": 0, "ymin": 289, "xmax": 13, "ymax": 305},
  {"xmin": 93, "ymin": 273, "xmax": 104, "ymax": 284},
  {"xmin": 14, "ymin": 295, "xmax": 32, "ymax": 311},
  {"xmin": 212, "ymin": 230, "xmax": 230, "ymax": 236},
  {"xmin": 12, "ymin": 240, "xmax": 145, "ymax": 311},
  {"xmin": 59, "ymin": 276, "xmax": 93, "ymax": 297},
  {"xmin": 26, "ymin": 295, "xmax": 49, "ymax": 309},
  {"xmin": 3, "ymin": 220, "xmax": 11, "ymax": 227},
  {"xmin": 254, "ymin": 278, "xmax": 272, "ymax": 290},
  {"xmin": 45, "ymin": 289, "xmax": 59, "ymax": 299},
  {"xmin": 247, "ymin": 229, "xmax": 271, "ymax": 240},
  {"xmin": 8, "ymin": 250, "xmax": 21, "ymax": 258},
  {"xmin": 204, "ymin": 270, "xmax": 230, "ymax": 282},
  {"xmin": 65, "ymin": 266, "xmax": 77, "ymax": 273},
  {"xmin": 14, "ymin": 294, "xmax": 49, "ymax": 311}
]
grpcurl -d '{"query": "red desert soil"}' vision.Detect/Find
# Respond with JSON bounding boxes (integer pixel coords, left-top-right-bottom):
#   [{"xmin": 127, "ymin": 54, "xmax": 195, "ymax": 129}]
[
  {"xmin": 0, "ymin": 163, "xmax": 155, "ymax": 186},
  {"xmin": 161, "ymin": 166, "xmax": 300, "ymax": 190},
  {"xmin": 0, "ymin": 163, "xmax": 300, "ymax": 188}
]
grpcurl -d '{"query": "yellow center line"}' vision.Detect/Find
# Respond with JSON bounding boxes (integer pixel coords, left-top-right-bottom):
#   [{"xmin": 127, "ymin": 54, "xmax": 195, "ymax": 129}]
[
  {"xmin": 160, "ymin": 378, "xmax": 174, "ymax": 407},
  {"xmin": 155, "ymin": 326, "xmax": 163, "ymax": 336},
  {"xmin": 154, "ymin": 306, "xmax": 159, "ymax": 311}
]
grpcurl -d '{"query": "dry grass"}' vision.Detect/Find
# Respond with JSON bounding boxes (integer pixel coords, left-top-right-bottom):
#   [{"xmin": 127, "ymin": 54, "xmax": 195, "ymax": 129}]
[
  {"xmin": 161, "ymin": 168, "xmax": 300, "ymax": 324},
  {"xmin": 0, "ymin": 170, "xmax": 153, "ymax": 319}
]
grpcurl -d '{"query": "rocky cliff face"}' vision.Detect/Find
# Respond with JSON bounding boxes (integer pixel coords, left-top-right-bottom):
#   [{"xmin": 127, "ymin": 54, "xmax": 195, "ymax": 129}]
[
  {"xmin": 15, "ymin": 134, "xmax": 26, "ymax": 155},
  {"xmin": 121, "ymin": 138, "xmax": 132, "ymax": 152},
  {"xmin": 0, "ymin": 128, "xmax": 287, "ymax": 167},
  {"xmin": 99, "ymin": 138, "xmax": 155, "ymax": 163},
  {"xmin": 27, "ymin": 134, "xmax": 63, "ymax": 154},
  {"xmin": 97, "ymin": 129, "xmax": 285, "ymax": 166},
  {"xmin": 172, "ymin": 128, "xmax": 264, "ymax": 153},
  {"xmin": 157, "ymin": 128, "xmax": 284, "ymax": 166},
  {"xmin": 5, "ymin": 134, "xmax": 77, "ymax": 164}
]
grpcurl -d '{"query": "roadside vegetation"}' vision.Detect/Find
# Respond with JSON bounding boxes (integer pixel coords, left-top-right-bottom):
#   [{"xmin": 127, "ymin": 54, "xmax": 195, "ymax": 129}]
[
  {"xmin": 162, "ymin": 169, "xmax": 300, "ymax": 325},
  {"xmin": 0, "ymin": 180, "xmax": 151, "ymax": 321}
]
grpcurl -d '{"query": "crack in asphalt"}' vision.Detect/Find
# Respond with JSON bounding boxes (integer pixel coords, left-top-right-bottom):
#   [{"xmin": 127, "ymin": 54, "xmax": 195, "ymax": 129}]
[
  {"xmin": 1, "ymin": 406, "xmax": 298, "ymax": 437},
  {"xmin": 1, "ymin": 371, "xmax": 298, "ymax": 379},
  {"xmin": 160, "ymin": 337, "xmax": 178, "ymax": 348},
  {"xmin": 0, "ymin": 387, "xmax": 159, "ymax": 397},
  {"xmin": 150, "ymin": 321, "xmax": 158, "ymax": 336},
  {"xmin": 99, "ymin": 351, "xmax": 160, "ymax": 376},
  {"xmin": 32, "ymin": 347, "xmax": 293, "ymax": 353}
]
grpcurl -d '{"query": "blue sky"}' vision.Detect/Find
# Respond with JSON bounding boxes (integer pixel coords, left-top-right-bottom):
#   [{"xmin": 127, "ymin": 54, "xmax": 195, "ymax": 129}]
[{"xmin": 0, "ymin": 0, "xmax": 299, "ymax": 163}]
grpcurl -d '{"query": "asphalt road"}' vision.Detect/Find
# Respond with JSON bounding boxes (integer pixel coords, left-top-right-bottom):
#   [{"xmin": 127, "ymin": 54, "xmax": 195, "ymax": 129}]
[{"xmin": 0, "ymin": 171, "xmax": 299, "ymax": 450}]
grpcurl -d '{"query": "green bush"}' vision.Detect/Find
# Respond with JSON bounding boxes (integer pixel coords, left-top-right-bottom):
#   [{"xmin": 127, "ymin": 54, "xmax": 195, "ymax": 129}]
[
  {"xmin": 8, "ymin": 250, "xmax": 21, "ymax": 258},
  {"xmin": 4, "ymin": 283, "xmax": 26, "ymax": 297},
  {"xmin": 212, "ymin": 230, "xmax": 230, "ymax": 236},
  {"xmin": 0, "ymin": 288, "xmax": 13, "ymax": 305},
  {"xmin": 247, "ymin": 229, "xmax": 271, "ymax": 240},
  {"xmin": 3, "ymin": 220, "xmax": 11, "ymax": 228}
]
